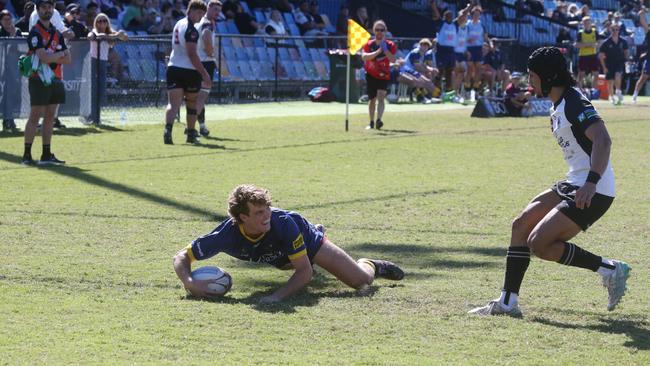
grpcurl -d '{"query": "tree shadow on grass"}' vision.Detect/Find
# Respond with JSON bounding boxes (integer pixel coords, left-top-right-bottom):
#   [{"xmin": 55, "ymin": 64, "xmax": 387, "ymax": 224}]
[
  {"xmin": 0, "ymin": 151, "xmax": 227, "ymax": 221},
  {"xmin": 530, "ymin": 315, "xmax": 650, "ymax": 350}
]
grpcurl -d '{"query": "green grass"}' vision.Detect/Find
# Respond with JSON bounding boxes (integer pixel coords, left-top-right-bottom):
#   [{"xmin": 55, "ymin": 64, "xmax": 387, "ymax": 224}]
[{"xmin": 1, "ymin": 100, "xmax": 649, "ymax": 365}]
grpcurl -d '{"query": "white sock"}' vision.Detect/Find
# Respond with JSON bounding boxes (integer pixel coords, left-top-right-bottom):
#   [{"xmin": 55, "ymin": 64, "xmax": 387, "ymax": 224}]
[
  {"xmin": 633, "ymin": 91, "xmax": 638, "ymax": 98},
  {"xmin": 616, "ymin": 89, "xmax": 622, "ymax": 96},
  {"xmin": 498, "ymin": 291, "xmax": 518, "ymax": 310},
  {"xmin": 597, "ymin": 258, "xmax": 616, "ymax": 277},
  {"xmin": 199, "ymin": 122, "xmax": 206, "ymax": 128}
]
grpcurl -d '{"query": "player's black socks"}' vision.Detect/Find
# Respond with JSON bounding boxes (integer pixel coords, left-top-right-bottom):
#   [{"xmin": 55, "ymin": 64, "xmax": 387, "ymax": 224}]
[
  {"xmin": 502, "ymin": 246, "xmax": 530, "ymax": 297},
  {"xmin": 24, "ymin": 143, "xmax": 32, "ymax": 159},
  {"xmin": 165, "ymin": 123, "xmax": 173, "ymax": 132},
  {"xmin": 198, "ymin": 108, "xmax": 205, "ymax": 124},
  {"xmin": 42, "ymin": 144, "xmax": 51, "ymax": 159},
  {"xmin": 559, "ymin": 242, "xmax": 602, "ymax": 272}
]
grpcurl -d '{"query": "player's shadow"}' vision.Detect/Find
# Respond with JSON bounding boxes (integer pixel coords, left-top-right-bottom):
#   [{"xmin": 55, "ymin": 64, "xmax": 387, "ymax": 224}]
[
  {"xmin": 186, "ymin": 142, "xmax": 228, "ymax": 150},
  {"xmin": 376, "ymin": 129, "xmax": 418, "ymax": 135},
  {"xmin": 203, "ymin": 135, "xmax": 245, "ymax": 142},
  {"xmin": 0, "ymin": 151, "xmax": 227, "ymax": 221},
  {"xmin": 53, "ymin": 125, "xmax": 127, "ymax": 136},
  {"xmin": 530, "ymin": 314, "xmax": 650, "ymax": 350}
]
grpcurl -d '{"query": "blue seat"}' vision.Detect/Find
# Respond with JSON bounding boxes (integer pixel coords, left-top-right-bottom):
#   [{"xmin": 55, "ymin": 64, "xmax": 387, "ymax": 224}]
[
  {"xmin": 254, "ymin": 10, "xmax": 266, "ymax": 23},
  {"xmin": 238, "ymin": 60, "xmax": 254, "ymax": 80},
  {"xmin": 282, "ymin": 61, "xmax": 298, "ymax": 80},
  {"xmin": 235, "ymin": 47, "xmax": 248, "ymax": 61},
  {"xmin": 288, "ymin": 23, "xmax": 301, "ymax": 37},
  {"xmin": 298, "ymin": 47, "xmax": 311, "ymax": 61},
  {"xmin": 293, "ymin": 61, "xmax": 308, "ymax": 80},
  {"xmin": 226, "ymin": 59, "xmax": 242, "ymax": 79},
  {"xmin": 223, "ymin": 46, "xmax": 236, "ymax": 61},
  {"xmin": 225, "ymin": 20, "xmax": 239, "ymax": 34},
  {"xmin": 256, "ymin": 47, "xmax": 270, "ymax": 61},
  {"xmin": 283, "ymin": 12, "xmax": 296, "ymax": 25},
  {"xmin": 278, "ymin": 47, "xmax": 291, "ymax": 60},
  {"xmin": 245, "ymin": 47, "xmax": 258, "ymax": 61},
  {"xmin": 216, "ymin": 21, "xmax": 228, "ymax": 34}
]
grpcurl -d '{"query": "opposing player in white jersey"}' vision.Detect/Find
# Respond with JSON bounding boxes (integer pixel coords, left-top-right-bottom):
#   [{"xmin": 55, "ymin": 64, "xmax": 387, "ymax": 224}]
[
  {"xmin": 194, "ymin": 0, "xmax": 222, "ymax": 138},
  {"xmin": 163, "ymin": 0, "xmax": 209, "ymax": 145},
  {"xmin": 469, "ymin": 47, "xmax": 630, "ymax": 317}
]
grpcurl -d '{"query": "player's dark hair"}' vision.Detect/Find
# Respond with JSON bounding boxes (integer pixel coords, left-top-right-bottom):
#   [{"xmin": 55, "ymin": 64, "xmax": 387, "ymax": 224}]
[
  {"xmin": 228, "ymin": 184, "xmax": 273, "ymax": 224},
  {"xmin": 527, "ymin": 46, "xmax": 576, "ymax": 96}
]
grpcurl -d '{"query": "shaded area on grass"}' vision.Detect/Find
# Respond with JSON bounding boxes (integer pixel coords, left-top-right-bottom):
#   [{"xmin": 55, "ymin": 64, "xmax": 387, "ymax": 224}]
[
  {"xmin": 0, "ymin": 208, "xmax": 219, "ymax": 222},
  {"xmin": 0, "ymin": 151, "xmax": 226, "ymax": 221},
  {"xmin": 531, "ymin": 315, "xmax": 650, "ymax": 350}
]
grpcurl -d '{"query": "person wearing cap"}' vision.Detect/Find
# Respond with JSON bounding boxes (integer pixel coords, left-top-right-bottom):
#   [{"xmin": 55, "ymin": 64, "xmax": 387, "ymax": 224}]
[
  {"xmin": 63, "ymin": 3, "xmax": 88, "ymax": 39},
  {"xmin": 503, "ymin": 72, "xmax": 532, "ymax": 117},
  {"xmin": 598, "ymin": 22, "xmax": 628, "ymax": 105},
  {"xmin": 399, "ymin": 38, "xmax": 438, "ymax": 103},
  {"xmin": 469, "ymin": 46, "xmax": 630, "ymax": 317},
  {"xmin": 22, "ymin": 0, "xmax": 71, "ymax": 165}
]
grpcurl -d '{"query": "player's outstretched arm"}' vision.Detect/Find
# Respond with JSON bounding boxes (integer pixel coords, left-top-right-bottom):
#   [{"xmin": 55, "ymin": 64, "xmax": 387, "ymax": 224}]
[
  {"xmin": 260, "ymin": 254, "xmax": 313, "ymax": 304},
  {"xmin": 173, "ymin": 249, "xmax": 223, "ymax": 298}
]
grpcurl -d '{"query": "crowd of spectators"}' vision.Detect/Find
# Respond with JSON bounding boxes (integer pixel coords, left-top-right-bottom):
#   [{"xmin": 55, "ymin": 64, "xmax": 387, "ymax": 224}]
[{"xmin": 0, "ymin": 0, "xmax": 339, "ymax": 36}]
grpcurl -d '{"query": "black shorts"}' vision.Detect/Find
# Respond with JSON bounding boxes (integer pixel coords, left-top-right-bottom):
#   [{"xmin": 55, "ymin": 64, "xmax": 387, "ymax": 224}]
[
  {"xmin": 551, "ymin": 180, "xmax": 614, "ymax": 231},
  {"xmin": 202, "ymin": 61, "xmax": 217, "ymax": 81},
  {"xmin": 365, "ymin": 74, "xmax": 388, "ymax": 100},
  {"xmin": 29, "ymin": 77, "xmax": 65, "ymax": 106},
  {"xmin": 166, "ymin": 66, "xmax": 201, "ymax": 93},
  {"xmin": 605, "ymin": 63, "xmax": 624, "ymax": 80}
]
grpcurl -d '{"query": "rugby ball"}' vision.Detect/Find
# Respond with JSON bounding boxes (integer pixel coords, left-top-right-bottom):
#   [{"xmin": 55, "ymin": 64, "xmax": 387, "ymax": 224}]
[{"xmin": 191, "ymin": 266, "xmax": 232, "ymax": 296}]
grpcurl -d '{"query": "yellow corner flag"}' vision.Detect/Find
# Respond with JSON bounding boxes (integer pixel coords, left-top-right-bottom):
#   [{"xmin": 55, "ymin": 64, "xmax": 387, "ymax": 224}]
[{"xmin": 348, "ymin": 19, "xmax": 371, "ymax": 55}]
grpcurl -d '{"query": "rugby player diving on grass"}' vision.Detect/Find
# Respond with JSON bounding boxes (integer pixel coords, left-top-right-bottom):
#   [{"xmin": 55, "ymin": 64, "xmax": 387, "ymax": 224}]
[{"xmin": 173, "ymin": 184, "xmax": 404, "ymax": 304}]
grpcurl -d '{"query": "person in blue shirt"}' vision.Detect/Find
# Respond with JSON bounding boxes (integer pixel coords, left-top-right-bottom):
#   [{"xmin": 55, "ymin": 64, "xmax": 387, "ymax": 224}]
[
  {"xmin": 399, "ymin": 38, "xmax": 439, "ymax": 102},
  {"xmin": 173, "ymin": 184, "xmax": 404, "ymax": 304}
]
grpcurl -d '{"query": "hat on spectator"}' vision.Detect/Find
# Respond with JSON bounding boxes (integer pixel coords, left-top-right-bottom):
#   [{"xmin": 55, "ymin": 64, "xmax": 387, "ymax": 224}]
[
  {"xmin": 66, "ymin": 3, "xmax": 80, "ymax": 12},
  {"xmin": 419, "ymin": 38, "xmax": 432, "ymax": 47},
  {"xmin": 511, "ymin": 72, "xmax": 523, "ymax": 79}
]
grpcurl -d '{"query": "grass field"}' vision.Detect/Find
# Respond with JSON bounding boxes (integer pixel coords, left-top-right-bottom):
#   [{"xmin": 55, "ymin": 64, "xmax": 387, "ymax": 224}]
[{"xmin": 1, "ymin": 100, "xmax": 649, "ymax": 365}]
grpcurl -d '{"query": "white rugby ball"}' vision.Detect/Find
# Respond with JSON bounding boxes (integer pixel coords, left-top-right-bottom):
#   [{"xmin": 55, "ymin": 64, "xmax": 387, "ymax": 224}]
[{"xmin": 191, "ymin": 266, "xmax": 232, "ymax": 295}]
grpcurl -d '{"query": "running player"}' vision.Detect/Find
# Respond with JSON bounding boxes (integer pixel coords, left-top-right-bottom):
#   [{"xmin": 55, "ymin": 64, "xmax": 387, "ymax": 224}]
[
  {"xmin": 173, "ymin": 184, "xmax": 404, "ymax": 303},
  {"xmin": 163, "ymin": 0, "xmax": 210, "ymax": 145},
  {"xmin": 194, "ymin": 0, "xmax": 221, "ymax": 137},
  {"xmin": 469, "ymin": 47, "xmax": 631, "ymax": 317}
]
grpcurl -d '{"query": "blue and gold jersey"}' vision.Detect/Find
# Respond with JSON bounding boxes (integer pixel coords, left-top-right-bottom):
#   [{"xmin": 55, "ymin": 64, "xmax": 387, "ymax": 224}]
[{"xmin": 186, "ymin": 208, "xmax": 325, "ymax": 269}]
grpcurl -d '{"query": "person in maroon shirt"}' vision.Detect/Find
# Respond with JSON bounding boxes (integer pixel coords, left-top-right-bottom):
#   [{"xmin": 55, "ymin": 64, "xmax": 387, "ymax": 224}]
[{"xmin": 361, "ymin": 19, "xmax": 396, "ymax": 130}]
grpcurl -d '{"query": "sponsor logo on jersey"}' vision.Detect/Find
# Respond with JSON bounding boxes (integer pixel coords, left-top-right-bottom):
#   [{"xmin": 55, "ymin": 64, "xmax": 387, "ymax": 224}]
[
  {"xmin": 578, "ymin": 108, "xmax": 599, "ymax": 122},
  {"xmin": 292, "ymin": 234, "xmax": 304, "ymax": 250}
]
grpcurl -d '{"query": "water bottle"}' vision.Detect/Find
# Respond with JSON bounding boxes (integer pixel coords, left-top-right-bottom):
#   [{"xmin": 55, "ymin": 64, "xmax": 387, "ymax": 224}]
[{"xmin": 120, "ymin": 109, "xmax": 127, "ymax": 127}]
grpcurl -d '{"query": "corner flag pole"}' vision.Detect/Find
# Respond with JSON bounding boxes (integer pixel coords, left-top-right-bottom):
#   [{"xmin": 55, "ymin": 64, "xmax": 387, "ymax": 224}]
[{"xmin": 345, "ymin": 50, "xmax": 350, "ymax": 132}]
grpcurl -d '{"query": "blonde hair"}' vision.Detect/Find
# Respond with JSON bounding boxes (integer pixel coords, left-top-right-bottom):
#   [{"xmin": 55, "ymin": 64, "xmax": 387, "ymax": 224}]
[
  {"xmin": 228, "ymin": 184, "xmax": 272, "ymax": 224},
  {"xmin": 93, "ymin": 13, "xmax": 114, "ymax": 34}
]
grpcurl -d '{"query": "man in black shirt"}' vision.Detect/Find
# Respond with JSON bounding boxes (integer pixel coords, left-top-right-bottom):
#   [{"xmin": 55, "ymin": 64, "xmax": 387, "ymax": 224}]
[
  {"xmin": 599, "ymin": 23, "xmax": 628, "ymax": 105},
  {"xmin": 15, "ymin": 2, "xmax": 34, "ymax": 33}
]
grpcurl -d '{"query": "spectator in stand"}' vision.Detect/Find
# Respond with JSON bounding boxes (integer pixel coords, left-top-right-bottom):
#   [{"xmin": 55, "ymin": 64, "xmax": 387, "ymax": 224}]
[
  {"xmin": 1, "ymin": 9, "xmax": 20, "ymax": 132},
  {"xmin": 575, "ymin": 16, "xmax": 601, "ymax": 93},
  {"xmin": 233, "ymin": 1, "xmax": 258, "ymax": 34},
  {"xmin": 221, "ymin": 0, "xmax": 236, "ymax": 19},
  {"xmin": 264, "ymin": 8, "xmax": 286, "ymax": 36},
  {"xmin": 86, "ymin": 12, "xmax": 128, "ymax": 124},
  {"xmin": 64, "ymin": 3, "xmax": 88, "ymax": 38},
  {"xmin": 335, "ymin": 5, "xmax": 348, "ymax": 36},
  {"xmin": 600, "ymin": 19, "xmax": 612, "ymax": 38},
  {"xmin": 171, "ymin": 0, "xmax": 185, "ymax": 20},
  {"xmin": 144, "ymin": 7, "xmax": 163, "ymax": 34},
  {"xmin": 156, "ymin": 2, "xmax": 175, "ymax": 34},
  {"xmin": 599, "ymin": 23, "xmax": 629, "ymax": 105},
  {"xmin": 525, "ymin": 0, "xmax": 544, "ymax": 16},
  {"xmin": 632, "ymin": 7, "xmax": 650, "ymax": 103},
  {"xmin": 436, "ymin": 10, "xmax": 456, "ymax": 93},
  {"xmin": 85, "ymin": 2, "xmax": 98, "ymax": 27},
  {"xmin": 504, "ymin": 72, "xmax": 532, "ymax": 117},
  {"xmin": 122, "ymin": 0, "xmax": 145, "ymax": 31},
  {"xmin": 0, "ymin": 8, "xmax": 19, "ymax": 36},
  {"xmin": 352, "ymin": 5, "xmax": 370, "ymax": 31},
  {"xmin": 566, "ymin": 3, "xmax": 582, "ymax": 26},
  {"xmin": 361, "ymin": 19, "xmax": 396, "ymax": 130},
  {"xmin": 481, "ymin": 41, "xmax": 510, "ymax": 96},
  {"xmin": 612, "ymin": 12, "xmax": 629, "ymax": 36},
  {"xmin": 308, "ymin": 1, "xmax": 329, "ymax": 33},
  {"xmin": 15, "ymin": 1, "xmax": 34, "ymax": 33},
  {"xmin": 248, "ymin": 0, "xmax": 271, "ymax": 10},
  {"xmin": 552, "ymin": 3, "xmax": 569, "ymax": 24},
  {"xmin": 399, "ymin": 38, "xmax": 438, "ymax": 103},
  {"xmin": 293, "ymin": 0, "xmax": 326, "ymax": 38}
]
